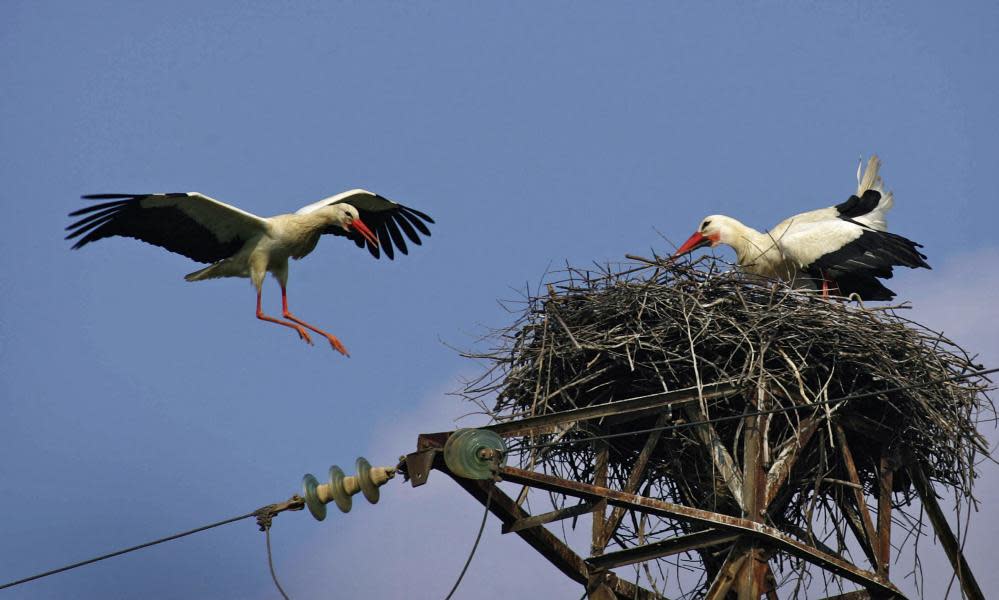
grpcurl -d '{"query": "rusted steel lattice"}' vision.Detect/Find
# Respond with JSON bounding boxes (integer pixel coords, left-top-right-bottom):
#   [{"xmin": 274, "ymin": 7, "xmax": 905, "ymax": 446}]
[{"xmin": 402, "ymin": 259, "xmax": 992, "ymax": 599}]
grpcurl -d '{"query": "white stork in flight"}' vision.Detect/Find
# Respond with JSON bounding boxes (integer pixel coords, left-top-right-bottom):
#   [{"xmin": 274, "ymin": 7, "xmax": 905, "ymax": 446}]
[
  {"xmin": 66, "ymin": 189, "xmax": 434, "ymax": 355},
  {"xmin": 672, "ymin": 156, "xmax": 929, "ymax": 300}
]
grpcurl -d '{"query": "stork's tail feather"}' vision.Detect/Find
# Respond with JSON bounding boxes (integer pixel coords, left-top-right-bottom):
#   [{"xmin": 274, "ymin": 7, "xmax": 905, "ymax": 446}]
[
  {"xmin": 184, "ymin": 262, "xmax": 234, "ymax": 281},
  {"xmin": 857, "ymin": 155, "xmax": 882, "ymax": 195},
  {"xmin": 185, "ymin": 265, "xmax": 215, "ymax": 281},
  {"xmin": 853, "ymin": 154, "xmax": 894, "ymax": 230}
]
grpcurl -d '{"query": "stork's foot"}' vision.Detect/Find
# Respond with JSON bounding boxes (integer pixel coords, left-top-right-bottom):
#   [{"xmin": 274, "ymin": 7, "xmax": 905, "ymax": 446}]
[
  {"xmin": 321, "ymin": 334, "xmax": 350, "ymax": 357},
  {"xmin": 292, "ymin": 325, "xmax": 314, "ymax": 345},
  {"xmin": 257, "ymin": 310, "xmax": 314, "ymax": 345},
  {"xmin": 283, "ymin": 311, "xmax": 350, "ymax": 357}
]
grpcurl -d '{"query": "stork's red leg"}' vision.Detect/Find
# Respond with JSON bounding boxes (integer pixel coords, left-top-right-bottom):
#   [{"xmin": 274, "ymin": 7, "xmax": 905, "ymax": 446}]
[
  {"xmin": 820, "ymin": 270, "xmax": 838, "ymax": 299},
  {"xmin": 820, "ymin": 271, "xmax": 840, "ymax": 300},
  {"xmin": 280, "ymin": 285, "xmax": 349, "ymax": 356},
  {"xmin": 256, "ymin": 289, "xmax": 314, "ymax": 345}
]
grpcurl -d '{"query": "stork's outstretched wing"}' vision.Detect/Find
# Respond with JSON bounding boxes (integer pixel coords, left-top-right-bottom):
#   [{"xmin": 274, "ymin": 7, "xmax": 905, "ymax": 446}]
[
  {"xmin": 296, "ymin": 189, "xmax": 434, "ymax": 259},
  {"xmin": 67, "ymin": 193, "xmax": 268, "ymax": 263}
]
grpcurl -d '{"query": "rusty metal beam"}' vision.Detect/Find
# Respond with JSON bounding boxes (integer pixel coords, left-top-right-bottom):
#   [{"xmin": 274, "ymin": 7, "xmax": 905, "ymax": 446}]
[
  {"xmin": 586, "ymin": 572, "xmax": 618, "ymax": 600},
  {"xmin": 909, "ymin": 463, "xmax": 985, "ymax": 600},
  {"xmin": 497, "ymin": 465, "xmax": 904, "ymax": 597},
  {"xmin": 598, "ymin": 412, "xmax": 670, "ymax": 551},
  {"xmin": 587, "ymin": 570, "xmax": 637, "ymax": 600},
  {"xmin": 503, "ymin": 502, "xmax": 596, "ymax": 534},
  {"xmin": 834, "ymin": 494, "xmax": 880, "ymax": 574},
  {"xmin": 448, "ymin": 473, "xmax": 586, "ymax": 584},
  {"xmin": 406, "ymin": 433, "xmax": 659, "ymax": 599},
  {"xmin": 484, "ymin": 382, "xmax": 739, "ymax": 437},
  {"xmin": 445, "ymin": 472, "xmax": 659, "ymax": 600},
  {"xmin": 877, "ymin": 452, "xmax": 894, "ymax": 577},
  {"xmin": 835, "ymin": 425, "xmax": 881, "ymax": 573},
  {"xmin": 818, "ymin": 591, "xmax": 872, "ymax": 600},
  {"xmin": 778, "ymin": 520, "xmax": 843, "ymax": 560},
  {"xmin": 587, "ymin": 529, "xmax": 740, "ymax": 570},
  {"xmin": 737, "ymin": 407, "xmax": 768, "ymax": 599},
  {"xmin": 591, "ymin": 440, "xmax": 609, "ymax": 557},
  {"xmin": 705, "ymin": 539, "xmax": 751, "ymax": 600}
]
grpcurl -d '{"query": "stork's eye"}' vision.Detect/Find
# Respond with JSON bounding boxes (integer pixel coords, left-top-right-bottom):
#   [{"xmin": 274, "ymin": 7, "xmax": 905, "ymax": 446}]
[{"xmin": 702, "ymin": 220, "xmax": 712, "ymax": 230}]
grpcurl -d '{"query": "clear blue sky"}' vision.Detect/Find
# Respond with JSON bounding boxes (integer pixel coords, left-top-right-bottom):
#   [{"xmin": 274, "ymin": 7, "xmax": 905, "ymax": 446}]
[{"xmin": 2, "ymin": 2, "xmax": 997, "ymax": 598}]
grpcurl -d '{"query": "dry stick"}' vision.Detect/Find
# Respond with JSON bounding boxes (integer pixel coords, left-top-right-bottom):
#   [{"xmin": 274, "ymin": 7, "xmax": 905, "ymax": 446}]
[{"xmin": 548, "ymin": 302, "xmax": 582, "ymax": 351}]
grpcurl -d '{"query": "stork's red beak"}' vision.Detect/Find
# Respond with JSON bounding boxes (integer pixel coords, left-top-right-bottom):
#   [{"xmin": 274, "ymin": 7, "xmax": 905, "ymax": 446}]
[
  {"xmin": 673, "ymin": 231, "xmax": 712, "ymax": 258},
  {"xmin": 351, "ymin": 218, "xmax": 379, "ymax": 247}
]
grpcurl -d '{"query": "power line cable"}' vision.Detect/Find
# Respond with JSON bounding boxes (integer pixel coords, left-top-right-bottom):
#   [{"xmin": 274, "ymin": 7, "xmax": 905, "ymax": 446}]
[
  {"xmin": 518, "ymin": 367, "xmax": 998, "ymax": 452},
  {"xmin": 0, "ymin": 511, "xmax": 258, "ymax": 591},
  {"xmin": 0, "ymin": 497, "xmax": 304, "ymax": 593},
  {"xmin": 257, "ymin": 513, "xmax": 292, "ymax": 600},
  {"xmin": 443, "ymin": 486, "xmax": 493, "ymax": 600}
]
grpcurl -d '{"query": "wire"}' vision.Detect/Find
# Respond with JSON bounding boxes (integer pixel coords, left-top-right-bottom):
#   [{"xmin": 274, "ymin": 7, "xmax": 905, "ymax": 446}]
[
  {"xmin": 263, "ymin": 523, "xmax": 291, "ymax": 600},
  {"xmin": 443, "ymin": 486, "xmax": 494, "ymax": 600},
  {"xmin": 0, "ymin": 511, "xmax": 258, "ymax": 591},
  {"xmin": 517, "ymin": 367, "xmax": 999, "ymax": 452}
]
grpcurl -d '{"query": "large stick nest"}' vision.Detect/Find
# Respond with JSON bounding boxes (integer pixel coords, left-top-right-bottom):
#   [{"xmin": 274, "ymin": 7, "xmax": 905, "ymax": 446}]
[{"xmin": 462, "ymin": 258, "xmax": 994, "ymax": 594}]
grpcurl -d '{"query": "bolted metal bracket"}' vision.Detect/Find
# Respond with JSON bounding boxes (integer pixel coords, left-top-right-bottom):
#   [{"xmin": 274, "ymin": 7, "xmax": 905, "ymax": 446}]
[{"xmin": 404, "ymin": 449, "xmax": 437, "ymax": 487}]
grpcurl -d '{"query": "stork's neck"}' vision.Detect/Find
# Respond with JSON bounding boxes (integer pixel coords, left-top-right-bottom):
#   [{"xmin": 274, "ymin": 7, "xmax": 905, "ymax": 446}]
[
  {"xmin": 720, "ymin": 219, "xmax": 779, "ymax": 269},
  {"xmin": 278, "ymin": 207, "xmax": 348, "ymax": 232}
]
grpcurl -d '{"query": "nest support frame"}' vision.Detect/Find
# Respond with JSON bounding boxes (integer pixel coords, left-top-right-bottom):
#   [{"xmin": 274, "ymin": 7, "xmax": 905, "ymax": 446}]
[
  {"xmin": 403, "ymin": 259, "xmax": 992, "ymax": 599},
  {"xmin": 402, "ymin": 381, "xmax": 984, "ymax": 599}
]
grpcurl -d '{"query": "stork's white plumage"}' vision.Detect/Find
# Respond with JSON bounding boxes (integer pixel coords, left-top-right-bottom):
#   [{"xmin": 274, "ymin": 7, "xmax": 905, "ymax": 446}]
[
  {"xmin": 672, "ymin": 156, "xmax": 929, "ymax": 300},
  {"xmin": 67, "ymin": 188, "xmax": 434, "ymax": 355}
]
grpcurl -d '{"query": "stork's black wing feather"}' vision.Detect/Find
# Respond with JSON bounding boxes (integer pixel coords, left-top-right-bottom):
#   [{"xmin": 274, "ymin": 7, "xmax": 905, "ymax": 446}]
[
  {"xmin": 834, "ymin": 273, "xmax": 897, "ymax": 301},
  {"xmin": 66, "ymin": 193, "xmax": 266, "ymax": 263},
  {"xmin": 834, "ymin": 189, "xmax": 883, "ymax": 220},
  {"xmin": 321, "ymin": 192, "xmax": 434, "ymax": 260},
  {"xmin": 804, "ymin": 227, "xmax": 930, "ymax": 300}
]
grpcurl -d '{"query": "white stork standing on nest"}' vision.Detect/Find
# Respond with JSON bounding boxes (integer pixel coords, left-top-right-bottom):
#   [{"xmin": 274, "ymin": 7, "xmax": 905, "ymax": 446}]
[
  {"xmin": 672, "ymin": 156, "xmax": 929, "ymax": 300},
  {"xmin": 66, "ymin": 189, "xmax": 434, "ymax": 355}
]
